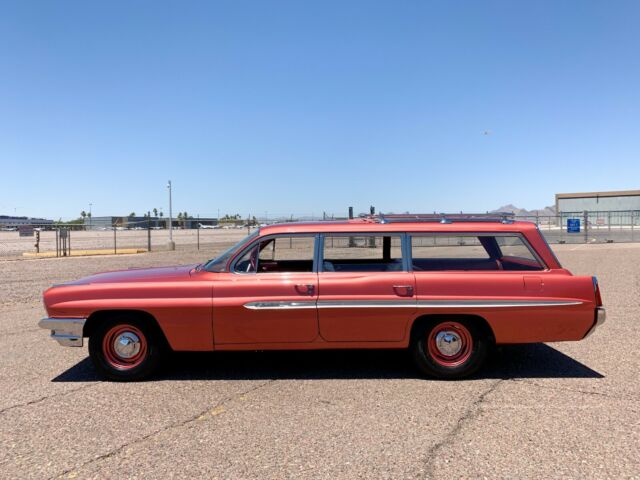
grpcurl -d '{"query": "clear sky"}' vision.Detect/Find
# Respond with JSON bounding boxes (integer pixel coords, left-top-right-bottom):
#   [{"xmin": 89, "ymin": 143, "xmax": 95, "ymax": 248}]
[{"xmin": 1, "ymin": 1, "xmax": 639, "ymax": 220}]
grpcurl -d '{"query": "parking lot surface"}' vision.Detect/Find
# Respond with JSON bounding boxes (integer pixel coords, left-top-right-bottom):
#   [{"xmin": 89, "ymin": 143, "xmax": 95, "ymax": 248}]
[{"xmin": 1, "ymin": 243, "xmax": 638, "ymax": 478}]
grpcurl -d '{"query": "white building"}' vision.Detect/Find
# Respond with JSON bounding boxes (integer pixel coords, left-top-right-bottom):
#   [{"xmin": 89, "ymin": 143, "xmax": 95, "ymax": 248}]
[{"xmin": 556, "ymin": 190, "xmax": 640, "ymax": 213}]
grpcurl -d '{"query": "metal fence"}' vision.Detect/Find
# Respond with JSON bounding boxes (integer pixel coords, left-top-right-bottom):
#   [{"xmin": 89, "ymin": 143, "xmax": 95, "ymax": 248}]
[
  {"xmin": 515, "ymin": 210, "xmax": 640, "ymax": 244},
  {"xmin": 0, "ymin": 220, "xmax": 254, "ymax": 259},
  {"xmin": 1, "ymin": 210, "xmax": 639, "ymax": 259}
]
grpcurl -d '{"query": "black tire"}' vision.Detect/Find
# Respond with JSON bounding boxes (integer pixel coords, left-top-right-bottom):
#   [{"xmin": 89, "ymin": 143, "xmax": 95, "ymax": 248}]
[
  {"xmin": 88, "ymin": 314, "xmax": 165, "ymax": 381},
  {"xmin": 410, "ymin": 318, "xmax": 489, "ymax": 379}
]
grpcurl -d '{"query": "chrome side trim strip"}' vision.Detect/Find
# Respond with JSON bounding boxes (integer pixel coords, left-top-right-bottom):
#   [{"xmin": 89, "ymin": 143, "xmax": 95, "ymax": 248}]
[
  {"xmin": 243, "ymin": 299, "xmax": 584, "ymax": 310},
  {"xmin": 318, "ymin": 300, "xmax": 416, "ymax": 308},
  {"xmin": 244, "ymin": 301, "xmax": 318, "ymax": 310},
  {"xmin": 416, "ymin": 300, "xmax": 584, "ymax": 308},
  {"xmin": 38, "ymin": 317, "xmax": 86, "ymax": 347}
]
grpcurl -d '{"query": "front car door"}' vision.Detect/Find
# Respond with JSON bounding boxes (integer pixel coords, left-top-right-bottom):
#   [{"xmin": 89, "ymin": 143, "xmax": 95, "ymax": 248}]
[
  {"xmin": 212, "ymin": 234, "xmax": 319, "ymax": 344},
  {"xmin": 317, "ymin": 233, "xmax": 416, "ymax": 342}
]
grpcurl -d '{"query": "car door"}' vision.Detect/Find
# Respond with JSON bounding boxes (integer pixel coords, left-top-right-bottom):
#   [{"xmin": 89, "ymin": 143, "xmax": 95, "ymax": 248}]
[
  {"xmin": 317, "ymin": 233, "xmax": 416, "ymax": 342},
  {"xmin": 212, "ymin": 234, "xmax": 320, "ymax": 344}
]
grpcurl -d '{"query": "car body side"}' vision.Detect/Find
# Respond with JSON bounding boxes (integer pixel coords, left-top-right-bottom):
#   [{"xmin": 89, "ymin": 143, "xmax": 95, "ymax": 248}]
[{"xmin": 42, "ymin": 221, "xmax": 601, "ymax": 351}]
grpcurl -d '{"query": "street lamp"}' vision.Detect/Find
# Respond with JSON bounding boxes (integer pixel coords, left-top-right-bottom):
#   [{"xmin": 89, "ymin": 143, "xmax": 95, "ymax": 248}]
[{"xmin": 167, "ymin": 180, "xmax": 175, "ymax": 250}]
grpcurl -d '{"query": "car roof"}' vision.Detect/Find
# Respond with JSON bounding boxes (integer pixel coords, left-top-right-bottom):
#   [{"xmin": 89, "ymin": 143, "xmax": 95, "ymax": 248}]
[{"xmin": 259, "ymin": 219, "xmax": 538, "ymax": 235}]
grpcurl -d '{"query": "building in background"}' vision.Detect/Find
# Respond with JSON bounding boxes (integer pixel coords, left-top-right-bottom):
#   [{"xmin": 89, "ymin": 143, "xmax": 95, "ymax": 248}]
[
  {"xmin": 556, "ymin": 190, "xmax": 640, "ymax": 213},
  {"xmin": 0, "ymin": 215, "xmax": 54, "ymax": 227},
  {"xmin": 84, "ymin": 216, "xmax": 219, "ymax": 230},
  {"xmin": 555, "ymin": 190, "xmax": 640, "ymax": 228}
]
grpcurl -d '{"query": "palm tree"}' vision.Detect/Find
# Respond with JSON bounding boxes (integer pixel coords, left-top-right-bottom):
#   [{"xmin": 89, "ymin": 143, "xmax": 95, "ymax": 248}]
[
  {"xmin": 153, "ymin": 208, "xmax": 158, "ymax": 218},
  {"xmin": 80, "ymin": 210, "xmax": 87, "ymax": 219}
]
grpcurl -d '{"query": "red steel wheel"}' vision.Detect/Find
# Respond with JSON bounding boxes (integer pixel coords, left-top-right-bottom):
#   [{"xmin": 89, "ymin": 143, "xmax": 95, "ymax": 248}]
[
  {"xmin": 101, "ymin": 324, "xmax": 148, "ymax": 370},
  {"xmin": 411, "ymin": 318, "xmax": 490, "ymax": 379},
  {"xmin": 426, "ymin": 321, "xmax": 473, "ymax": 367},
  {"xmin": 90, "ymin": 315, "xmax": 165, "ymax": 381}
]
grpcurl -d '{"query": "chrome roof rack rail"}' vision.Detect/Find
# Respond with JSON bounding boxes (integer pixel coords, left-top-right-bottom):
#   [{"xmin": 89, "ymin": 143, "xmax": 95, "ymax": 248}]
[{"xmin": 370, "ymin": 212, "xmax": 516, "ymax": 224}]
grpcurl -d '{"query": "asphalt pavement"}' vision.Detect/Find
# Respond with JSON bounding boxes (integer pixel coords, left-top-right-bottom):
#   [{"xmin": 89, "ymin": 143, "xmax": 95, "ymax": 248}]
[{"xmin": 0, "ymin": 244, "xmax": 638, "ymax": 479}]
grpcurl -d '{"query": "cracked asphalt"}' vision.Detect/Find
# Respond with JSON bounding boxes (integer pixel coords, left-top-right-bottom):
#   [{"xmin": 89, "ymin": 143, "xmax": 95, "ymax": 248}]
[{"xmin": 1, "ymin": 243, "xmax": 638, "ymax": 478}]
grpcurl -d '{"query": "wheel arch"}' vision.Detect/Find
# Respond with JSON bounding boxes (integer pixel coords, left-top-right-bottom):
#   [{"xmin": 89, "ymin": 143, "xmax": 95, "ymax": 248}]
[
  {"xmin": 83, "ymin": 309, "xmax": 169, "ymax": 348},
  {"xmin": 409, "ymin": 313, "xmax": 495, "ymax": 344}
]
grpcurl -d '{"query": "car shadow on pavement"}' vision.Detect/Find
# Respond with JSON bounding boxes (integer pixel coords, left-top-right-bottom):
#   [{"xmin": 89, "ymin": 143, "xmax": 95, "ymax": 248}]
[{"xmin": 52, "ymin": 343, "xmax": 603, "ymax": 382}]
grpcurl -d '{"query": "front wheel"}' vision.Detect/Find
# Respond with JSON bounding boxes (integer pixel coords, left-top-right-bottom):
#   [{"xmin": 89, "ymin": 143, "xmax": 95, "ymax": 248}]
[
  {"xmin": 410, "ymin": 318, "xmax": 489, "ymax": 379},
  {"xmin": 89, "ymin": 315, "xmax": 164, "ymax": 381}
]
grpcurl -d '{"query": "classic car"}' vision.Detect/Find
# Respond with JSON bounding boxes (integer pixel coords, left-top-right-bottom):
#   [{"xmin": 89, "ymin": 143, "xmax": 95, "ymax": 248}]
[{"xmin": 39, "ymin": 213, "xmax": 605, "ymax": 381}]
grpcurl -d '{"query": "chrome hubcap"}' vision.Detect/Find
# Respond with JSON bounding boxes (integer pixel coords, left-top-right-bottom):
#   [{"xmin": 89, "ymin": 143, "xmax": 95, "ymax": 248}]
[
  {"xmin": 435, "ymin": 330, "xmax": 462, "ymax": 357},
  {"xmin": 113, "ymin": 332, "xmax": 141, "ymax": 359}
]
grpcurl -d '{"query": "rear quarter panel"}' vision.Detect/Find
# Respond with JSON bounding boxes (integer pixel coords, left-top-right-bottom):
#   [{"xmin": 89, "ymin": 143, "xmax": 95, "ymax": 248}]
[{"xmin": 412, "ymin": 270, "xmax": 596, "ymax": 343}]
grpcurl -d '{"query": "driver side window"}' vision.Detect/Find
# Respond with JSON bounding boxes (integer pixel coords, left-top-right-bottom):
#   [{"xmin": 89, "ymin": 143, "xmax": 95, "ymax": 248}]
[{"xmin": 234, "ymin": 236, "xmax": 315, "ymax": 273}]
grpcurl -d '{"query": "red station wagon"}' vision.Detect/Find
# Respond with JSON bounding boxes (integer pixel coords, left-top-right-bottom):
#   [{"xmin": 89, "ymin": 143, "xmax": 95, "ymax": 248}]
[{"xmin": 39, "ymin": 214, "xmax": 605, "ymax": 381}]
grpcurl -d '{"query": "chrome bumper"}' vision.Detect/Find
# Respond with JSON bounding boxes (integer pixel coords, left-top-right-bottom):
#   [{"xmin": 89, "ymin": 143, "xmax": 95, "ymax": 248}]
[
  {"xmin": 38, "ymin": 318, "xmax": 86, "ymax": 347},
  {"xmin": 585, "ymin": 307, "xmax": 606, "ymax": 338}
]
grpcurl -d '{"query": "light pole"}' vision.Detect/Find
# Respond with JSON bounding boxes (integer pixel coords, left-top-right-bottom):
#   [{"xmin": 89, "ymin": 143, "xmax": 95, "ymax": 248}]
[
  {"xmin": 167, "ymin": 180, "xmax": 175, "ymax": 250},
  {"xmin": 89, "ymin": 203, "xmax": 92, "ymax": 230}
]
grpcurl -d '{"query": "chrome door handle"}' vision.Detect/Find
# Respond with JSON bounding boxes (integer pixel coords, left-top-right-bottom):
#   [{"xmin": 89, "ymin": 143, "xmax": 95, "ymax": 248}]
[
  {"xmin": 393, "ymin": 285, "xmax": 414, "ymax": 297},
  {"xmin": 295, "ymin": 284, "xmax": 315, "ymax": 295}
]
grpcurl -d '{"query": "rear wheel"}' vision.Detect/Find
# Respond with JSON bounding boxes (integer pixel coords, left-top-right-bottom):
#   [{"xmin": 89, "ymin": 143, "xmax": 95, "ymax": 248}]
[
  {"xmin": 410, "ymin": 318, "xmax": 489, "ymax": 379},
  {"xmin": 89, "ymin": 315, "xmax": 164, "ymax": 381}
]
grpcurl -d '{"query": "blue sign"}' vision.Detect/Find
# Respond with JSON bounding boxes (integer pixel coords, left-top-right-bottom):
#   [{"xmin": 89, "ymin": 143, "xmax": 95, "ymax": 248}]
[{"xmin": 567, "ymin": 218, "xmax": 581, "ymax": 233}]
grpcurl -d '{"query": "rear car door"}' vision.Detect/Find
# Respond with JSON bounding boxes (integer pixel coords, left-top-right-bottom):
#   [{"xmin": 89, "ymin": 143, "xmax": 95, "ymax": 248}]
[
  {"xmin": 212, "ymin": 234, "xmax": 319, "ymax": 344},
  {"xmin": 317, "ymin": 233, "xmax": 416, "ymax": 342}
]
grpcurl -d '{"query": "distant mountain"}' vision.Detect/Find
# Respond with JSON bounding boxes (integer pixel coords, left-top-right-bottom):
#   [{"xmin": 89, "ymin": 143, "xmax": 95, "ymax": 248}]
[{"xmin": 491, "ymin": 204, "xmax": 557, "ymax": 216}]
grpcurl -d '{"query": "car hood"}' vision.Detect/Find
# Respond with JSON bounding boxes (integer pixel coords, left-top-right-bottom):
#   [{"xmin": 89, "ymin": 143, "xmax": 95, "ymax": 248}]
[{"xmin": 57, "ymin": 264, "xmax": 199, "ymax": 286}]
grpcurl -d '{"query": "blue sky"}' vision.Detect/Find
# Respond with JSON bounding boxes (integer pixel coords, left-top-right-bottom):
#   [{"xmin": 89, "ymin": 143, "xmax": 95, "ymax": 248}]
[{"xmin": 1, "ymin": 1, "xmax": 639, "ymax": 220}]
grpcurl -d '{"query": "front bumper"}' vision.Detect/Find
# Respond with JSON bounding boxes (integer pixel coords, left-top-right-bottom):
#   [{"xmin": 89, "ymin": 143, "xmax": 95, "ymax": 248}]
[
  {"xmin": 584, "ymin": 307, "xmax": 606, "ymax": 338},
  {"xmin": 38, "ymin": 317, "xmax": 86, "ymax": 347}
]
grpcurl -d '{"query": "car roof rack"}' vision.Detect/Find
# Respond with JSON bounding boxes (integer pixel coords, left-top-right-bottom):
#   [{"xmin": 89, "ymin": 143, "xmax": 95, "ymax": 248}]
[{"xmin": 363, "ymin": 212, "xmax": 516, "ymax": 224}]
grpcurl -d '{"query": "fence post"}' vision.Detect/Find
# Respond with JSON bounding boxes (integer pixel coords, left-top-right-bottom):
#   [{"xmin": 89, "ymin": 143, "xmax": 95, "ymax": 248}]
[
  {"xmin": 68, "ymin": 229, "xmax": 71, "ymax": 256},
  {"xmin": 559, "ymin": 215, "xmax": 563, "ymax": 243},
  {"xmin": 197, "ymin": 226, "xmax": 200, "ymax": 250},
  {"xmin": 348, "ymin": 207, "xmax": 355, "ymax": 247},
  {"xmin": 114, "ymin": 227, "xmax": 117, "ymax": 254},
  {"xmin": 147, "ymin": 214, "xmax": 152, "ymax": 252},
  {"xmin": 55, "ymin": 229, "xmax": 59, "ymax": 257},
  {"xmin": 368, "ymin": 206, "xmax": 376, "ymax": 247},
  {"xmin": 584, "ymin": 210, "xmax": 588, "ymax": 244}
]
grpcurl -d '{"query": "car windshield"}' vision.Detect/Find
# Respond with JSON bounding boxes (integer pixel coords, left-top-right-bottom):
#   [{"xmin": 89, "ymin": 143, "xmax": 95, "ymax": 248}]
[{"xmin": 202, "ymin": 229, "xmax": 260, "ymax": 272}]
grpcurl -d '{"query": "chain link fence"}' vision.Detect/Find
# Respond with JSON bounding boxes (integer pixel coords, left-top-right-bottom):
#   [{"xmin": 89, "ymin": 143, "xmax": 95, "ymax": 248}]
[
  {"xmin": 1, "ymin": 210, "xmax": 639, "ymax": 259},
  {"xmin": 0, "ymin": 220, "xmax": 252, "ymax": 259},
  {"xmin": 515, "ymin": 210, "xmax": 640, "ymax": 244}
]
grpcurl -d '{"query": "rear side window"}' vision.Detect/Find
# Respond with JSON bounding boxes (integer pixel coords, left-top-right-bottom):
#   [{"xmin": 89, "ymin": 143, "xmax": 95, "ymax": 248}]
[
  {"xmin": 494, "ymin": 236, "xmax": 542, "ymax": 268},
  {"xmin": 411, "ymin": 234, "xmax": 544, "ymax": 271},
  {"xmin": 323, "ymin": 235, "xmax": 403, "ymax": 272}
]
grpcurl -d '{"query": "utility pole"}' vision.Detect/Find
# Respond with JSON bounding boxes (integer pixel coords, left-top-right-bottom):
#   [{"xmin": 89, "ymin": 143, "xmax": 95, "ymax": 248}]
[
  {"xmin": 89, "ymin": 203, "xmax": 92, "ymax": 230},
  {"xmin": 167, "ymin": 180, "xmax": 175, "ymax": 250}
]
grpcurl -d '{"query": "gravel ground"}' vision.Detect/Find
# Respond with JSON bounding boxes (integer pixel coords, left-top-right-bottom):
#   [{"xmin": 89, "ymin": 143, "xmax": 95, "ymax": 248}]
[{"xmin": 0, "ymin": 243, "xmax": 638, "ymax": 478}]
